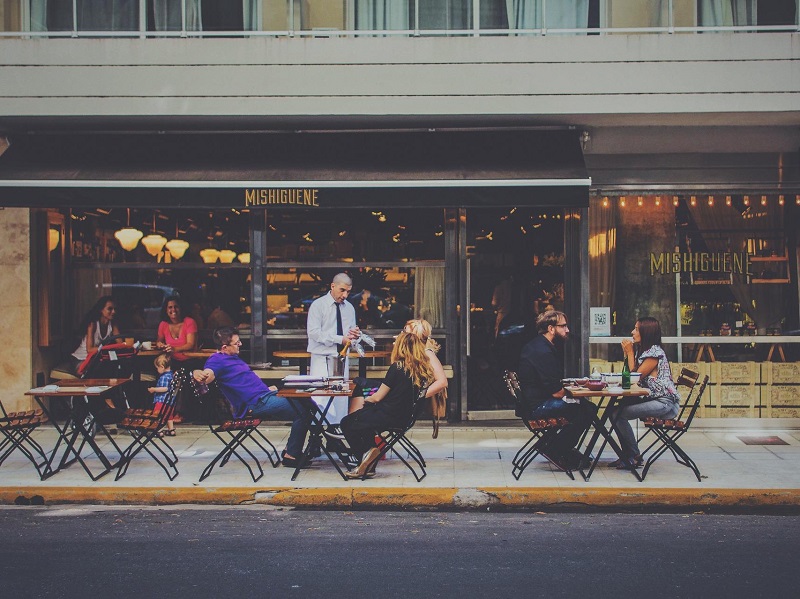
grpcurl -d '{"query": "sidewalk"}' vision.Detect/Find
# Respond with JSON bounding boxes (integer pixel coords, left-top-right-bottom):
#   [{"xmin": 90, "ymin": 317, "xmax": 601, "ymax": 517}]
[{"xmin": 3, "ymin": 421, "xmax": 800, "ymax": 511}]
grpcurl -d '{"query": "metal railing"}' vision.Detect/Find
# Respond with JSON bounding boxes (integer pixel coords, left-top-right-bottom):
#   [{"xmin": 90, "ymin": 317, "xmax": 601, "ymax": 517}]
[{"xmin": 0, "ymin": 0, "xmax": 798, "ymax": 38}]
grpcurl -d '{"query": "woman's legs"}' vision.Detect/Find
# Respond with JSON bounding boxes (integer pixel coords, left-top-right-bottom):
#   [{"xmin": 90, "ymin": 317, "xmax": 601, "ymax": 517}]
[
  {"xmin": 341, "ymin": 406, "xmax": 392, "ymax": 460},
  {"xmin": 611, "ymin": 398, "xmax": 679, "ymax": 458}
]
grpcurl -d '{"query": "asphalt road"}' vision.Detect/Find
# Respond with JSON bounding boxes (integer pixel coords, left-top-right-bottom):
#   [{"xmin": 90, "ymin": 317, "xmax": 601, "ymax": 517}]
[{"xmin": 1, "ymin": 506, "xmax": 798, "ymax": 598}]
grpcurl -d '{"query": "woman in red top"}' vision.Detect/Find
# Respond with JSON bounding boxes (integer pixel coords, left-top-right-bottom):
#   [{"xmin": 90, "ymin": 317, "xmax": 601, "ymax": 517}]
[{"xmin": 156, "ymin": 296, "xmax": 198, "ymax": 355}]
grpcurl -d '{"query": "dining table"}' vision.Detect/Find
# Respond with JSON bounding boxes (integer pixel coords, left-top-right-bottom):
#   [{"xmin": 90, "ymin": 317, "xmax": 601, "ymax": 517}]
[
  {"xmin": 25, "ymin": 378, "xmax": 130, "ymax": 481},
  {"xmin": 566, "ymin": 383, "xmax": 651, "ymax": 482},
  {"xmin": 280, "ymin": 385, "xmax": 355, "ymax": 481},
  {"xmin": 272, "ymin": 350, "xmax": 392, "ymax": 378}
]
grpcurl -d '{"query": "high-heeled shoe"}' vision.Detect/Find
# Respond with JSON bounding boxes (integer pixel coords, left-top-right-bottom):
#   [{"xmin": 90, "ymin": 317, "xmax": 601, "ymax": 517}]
[{"xmin": 344, "ymin": 447, "xmax": 381, "ymax": 479}]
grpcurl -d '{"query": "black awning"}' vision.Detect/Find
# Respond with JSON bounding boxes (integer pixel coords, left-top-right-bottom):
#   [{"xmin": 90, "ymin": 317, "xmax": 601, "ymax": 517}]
[{"xmin": 0, "ymin": 130, "xmax": 589, "ymax": 209}]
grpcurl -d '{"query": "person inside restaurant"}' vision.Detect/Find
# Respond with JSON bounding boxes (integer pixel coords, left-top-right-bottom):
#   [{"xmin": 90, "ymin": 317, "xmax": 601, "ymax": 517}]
[
  {"xmin": 70, "ymin": 295, "xmax": 120, "ymax": 374},
  {"xmin": 156, "ymin": 295, "xmax": 198, "ymax": 355},
  {"xmin": 339, "ymin": 331, "xmax": 435, "ymax": 479},
  {"xmin": 193, "ymin": 327, "xmax": 312, "ymax": 468},
  {"xmin": 608, "ymin": 317, "xmax": 681, "ymax": 470},
  {"xmin": 517, "ymin": 310, "xmax": 597, "ymax": 471}
]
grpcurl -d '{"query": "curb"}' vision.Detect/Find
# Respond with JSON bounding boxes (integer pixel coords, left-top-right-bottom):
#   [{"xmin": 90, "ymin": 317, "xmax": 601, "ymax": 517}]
[{"xmin": 4, "ymin": 487, "xmax": 800, "ymax": 511}]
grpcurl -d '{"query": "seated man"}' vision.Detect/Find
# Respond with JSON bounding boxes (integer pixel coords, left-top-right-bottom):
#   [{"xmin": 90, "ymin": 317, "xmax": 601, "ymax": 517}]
[
  {"xmin": 193, "ymin": 327, "xmax": 311, "ymax": 468},
  {"xmin": 518, "ymin": 310, "xmax": 597, "ymax": 471}
]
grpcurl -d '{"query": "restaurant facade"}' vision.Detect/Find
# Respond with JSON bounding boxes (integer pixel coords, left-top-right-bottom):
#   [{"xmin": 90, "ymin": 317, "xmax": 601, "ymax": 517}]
[{"xmin": 0, "ymin": 0, "xmax": 798, "ymax": 420}]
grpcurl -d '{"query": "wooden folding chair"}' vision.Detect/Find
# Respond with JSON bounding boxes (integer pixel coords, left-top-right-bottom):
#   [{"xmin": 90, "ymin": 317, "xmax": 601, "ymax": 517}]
[
  {"xmin": 355, "ymin": 385, "xmax": 430, "ymax": 482},
  {"xmin": 503, "ymin": 370, "xmax": 573, "ymax": 480},
  {"xmin": 637, "ymin": 367, "xmax": 700, "ymax": 453},
  {"xmin": 114, "ymin": 368, "xmax": 188, "ymax": 481},
  {"xmin": 193, "ymin": 380, "xmax": 280, "ymax": 483},
  {"xmin": 0, "ymin": 404, "xmax": 50, "ymax": 479},
  {"xmin": 639, "ymin": 373, "xmax": 710, "ymax": 482}
]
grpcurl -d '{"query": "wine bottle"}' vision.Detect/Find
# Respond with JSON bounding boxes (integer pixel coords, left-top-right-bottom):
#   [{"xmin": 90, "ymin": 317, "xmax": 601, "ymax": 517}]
[
  {"xmin": 339, "ymin": 338, "xmax": 351, "ymax": 358},
  {"xmin": 621, "ymin": 358, "xmax": 631, "ymax": 390}
]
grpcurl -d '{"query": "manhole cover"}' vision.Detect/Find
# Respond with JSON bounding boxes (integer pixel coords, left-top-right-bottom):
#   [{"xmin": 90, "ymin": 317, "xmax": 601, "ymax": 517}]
[{"xmin": 737, "ymin": 435, "xmax": 789, "ymax": 446}]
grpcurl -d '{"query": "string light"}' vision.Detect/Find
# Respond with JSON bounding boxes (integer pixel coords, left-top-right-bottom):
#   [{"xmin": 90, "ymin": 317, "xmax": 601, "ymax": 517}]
[
  {"xmin": 619, "ymin": 197, "xmax": 626, "ymax": 208},
  {"xmin": 778, "ymin": 195, "xmax": 785, "ymax": 206},
  {"xmin": 743, "ymin": 195, "xmax": 750, "ymax": 206},
  {"xmin": 725, "ymin": 195, "xmax": 732, "ymax": 206},
  {"xmin": 690, "ymin": 195, "xmax": 697, "ymax": 207},
  {"xmin": 637, "ymin": 196, "xmax": 643, "ymax": 207},
  {"xmin": 673, "ymin": 196, "xmax": 679, "ymax": 207},
  {"xmin": 761, "ymin": 195, "xmax": 768, "ymax": 206},
  {"xmin": 654, "ymin": 196, "xmax": 661, "ymax": 207},
  {"xmin": 796, "ymin": 195, "xmax": 800, "ymax": 205},
  {"xmin": 602, "ymin": 196, "xmax": 609, "ymax": 208},
  {"xmin": 707, "ymin": 195, "xmax": 714, "ymax": 207}
]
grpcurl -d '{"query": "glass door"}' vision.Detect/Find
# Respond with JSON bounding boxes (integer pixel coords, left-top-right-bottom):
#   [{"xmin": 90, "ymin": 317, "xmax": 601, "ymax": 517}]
[{"xmin": 465, "ymin": 206, "xmax": 566, "ymax": 414}]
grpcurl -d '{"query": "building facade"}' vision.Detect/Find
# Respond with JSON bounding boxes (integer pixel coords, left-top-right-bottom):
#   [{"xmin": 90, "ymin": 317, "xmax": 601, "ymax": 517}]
[{"xmin": 1, "ymin": 0, "xmax": 798, "ymax": 419}]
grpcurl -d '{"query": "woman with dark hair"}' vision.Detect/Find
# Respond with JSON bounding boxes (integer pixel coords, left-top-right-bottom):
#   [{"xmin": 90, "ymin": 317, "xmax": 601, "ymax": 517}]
[
  {"xmin": 156, "ymin": 295, "xmax": 198, "ymax": 354},
  {"xmin": 71, "ymin": 296, "xmax": 120, "ymax": 372},
  {"xmin": 609, "ymin": 316, "xmax": 680, "ymax": 470}
]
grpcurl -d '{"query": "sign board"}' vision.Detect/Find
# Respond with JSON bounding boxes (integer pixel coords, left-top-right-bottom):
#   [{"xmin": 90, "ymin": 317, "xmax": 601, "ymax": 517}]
[{"xmin": 590, "ymin": 307, "xmax": 611, "ymax": 337}]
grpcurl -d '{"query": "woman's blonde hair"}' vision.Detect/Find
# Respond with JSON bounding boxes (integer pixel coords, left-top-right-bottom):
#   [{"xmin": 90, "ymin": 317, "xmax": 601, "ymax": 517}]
[
  {"xmin": 391, "ymin": 331, "xmax": 434, "ymax": 389},
  {"xmin": 404, "ymin": 318, "xmax": 440, "ymax": 353}
]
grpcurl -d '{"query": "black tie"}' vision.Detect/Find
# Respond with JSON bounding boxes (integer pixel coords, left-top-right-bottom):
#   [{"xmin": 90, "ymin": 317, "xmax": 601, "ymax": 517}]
[{"xmin": 335, "ymin": 302, "xmax": 344, "ymax": 353}]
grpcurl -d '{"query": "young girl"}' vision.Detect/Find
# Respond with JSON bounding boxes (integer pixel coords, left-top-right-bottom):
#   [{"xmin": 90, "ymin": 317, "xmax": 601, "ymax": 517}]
[
  {"xmin": 148, "ymin": 353, "xmax": 176, "ymax": 436},
  {"xmin": 610, "ymin": 316, "xmax": 680, "ymax": 469},
  {"xmin": 340, "ymin": 332, "xmax": 433, "ymax": 479}
]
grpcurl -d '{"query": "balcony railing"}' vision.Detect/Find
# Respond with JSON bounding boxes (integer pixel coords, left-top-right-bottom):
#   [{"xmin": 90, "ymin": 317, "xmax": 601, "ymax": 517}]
[{"xmin": 1, "ymin": 0, "xmax": 798, "ymax": 38}]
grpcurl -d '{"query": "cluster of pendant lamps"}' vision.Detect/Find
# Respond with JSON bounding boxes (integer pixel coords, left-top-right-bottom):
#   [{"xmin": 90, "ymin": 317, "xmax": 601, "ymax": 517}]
[{"xmin": 113, "ymin": 209, "xmax": 247, "ymax": 263}]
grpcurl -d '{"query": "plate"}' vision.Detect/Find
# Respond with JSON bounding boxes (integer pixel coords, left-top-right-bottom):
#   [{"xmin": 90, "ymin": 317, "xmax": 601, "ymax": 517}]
[{"xmin": 607, "ymin": 386, "xmax": 624, "ymax": 394}]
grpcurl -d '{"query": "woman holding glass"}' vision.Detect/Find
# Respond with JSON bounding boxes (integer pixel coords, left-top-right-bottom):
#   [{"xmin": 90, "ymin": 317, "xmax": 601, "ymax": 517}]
[{"xmin": 609, "ymin": 316, "xmax": 680, "ymax": 470}]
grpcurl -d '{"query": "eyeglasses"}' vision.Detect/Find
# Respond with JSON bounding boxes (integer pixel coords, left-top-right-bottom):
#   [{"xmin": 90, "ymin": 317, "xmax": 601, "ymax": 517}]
[
  {"xmin": 555, "ymin": 323, "xmax": 569, "ymax": 328},
  {"xmin": 224, "ymin": 340, "xmax": 243, "ymax": 347}
]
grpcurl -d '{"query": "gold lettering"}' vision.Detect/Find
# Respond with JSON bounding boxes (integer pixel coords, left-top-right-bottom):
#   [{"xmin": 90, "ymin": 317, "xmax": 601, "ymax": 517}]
[
  {"xmin": 732, "ymin": 252, "xmax": 743, "ymax": 274},
  {"xmin": 650, "ymin": 253, "xmax": 665, "ymax": 275},
  {"xmin": 699, "ymin": 253, "xmax": 709, "ymax": 271}
]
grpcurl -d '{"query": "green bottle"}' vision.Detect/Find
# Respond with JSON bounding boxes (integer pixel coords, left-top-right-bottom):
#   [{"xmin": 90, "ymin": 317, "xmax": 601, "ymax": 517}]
[{"xmin": 621, "ymin": 359, "xmax": 631, "ymax": 390}]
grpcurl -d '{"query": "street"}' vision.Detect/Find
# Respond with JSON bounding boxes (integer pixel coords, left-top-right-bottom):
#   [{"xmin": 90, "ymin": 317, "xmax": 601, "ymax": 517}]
[{"xmin": 1, "ymin": 506, "xmax": 797, "ymax": 598}]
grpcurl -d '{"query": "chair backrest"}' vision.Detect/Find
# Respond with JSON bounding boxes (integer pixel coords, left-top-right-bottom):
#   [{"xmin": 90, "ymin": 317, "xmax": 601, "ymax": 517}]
[
  {"xmin": 154, "ymin": 368, "xmax": 190, "ymax": 424},
  {"xmin": 503, "ymin": 370, "xmax": 526, "ymax": 417},
  {"xmin": 79, "ymin": 342, "xmax": 138, "ymax": 379},
  {"xmin": 681, "ymin": 374, "xmax": 709, "ymax": 428},
  {"xmin": 190, "ymin": 378, "xmax": 234, "ymax": 425},
  {"xmin": 674, "ymin": 368, "xmax": 701, "ymax": 421}
]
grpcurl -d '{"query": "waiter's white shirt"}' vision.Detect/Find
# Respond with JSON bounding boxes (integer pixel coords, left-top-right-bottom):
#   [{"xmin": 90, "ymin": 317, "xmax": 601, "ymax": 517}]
[
  {"xmin": 307, "ymin": 291, "xmax": 357, "ymax": 424},
  {"xmin": 307, "ymin": 291, "xmax": 357, "ymax": 355}
]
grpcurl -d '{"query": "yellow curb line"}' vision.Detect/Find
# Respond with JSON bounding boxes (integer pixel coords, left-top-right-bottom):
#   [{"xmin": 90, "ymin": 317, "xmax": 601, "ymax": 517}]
[{"xmin": 2, "ymin": 487, "xmax": 800, "ymax": 508}]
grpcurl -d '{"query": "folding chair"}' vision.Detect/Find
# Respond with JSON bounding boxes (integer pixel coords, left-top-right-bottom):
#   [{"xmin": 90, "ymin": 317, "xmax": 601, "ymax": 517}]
[
  {"xmin": 114, "ymin": 368, "xmax": 188, "ymax": 481},
  {"xmin": 79, "ymin": 339, "xmax": 139, "ymax": 411},
  {"xmin": 503, "ymin": 370, "xmax": 573, "ymax": 480},
  {"xmin": 0, "ymin": 403, "xmax": 50, "ymax": 479},
  {"xmin": 638, "ymin": 373, "xmax": 709, "ymax": 482},
  {"xmin": 355, "ymin": 385, "xmax": 430, "ymax": 482},
  {"xmin": 636, "ymin": 368, "xmax": 700, "ymax": 453},
  {"xmin": 193, "ymin": 380, "xmax": 280, "ymax": 483}
]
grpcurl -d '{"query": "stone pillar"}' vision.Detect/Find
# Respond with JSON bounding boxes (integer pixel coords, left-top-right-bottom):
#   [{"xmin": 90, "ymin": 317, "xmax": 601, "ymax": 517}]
[{"xmin": 0, "ymin": 208, "xmax": 33, "ymax": 410}]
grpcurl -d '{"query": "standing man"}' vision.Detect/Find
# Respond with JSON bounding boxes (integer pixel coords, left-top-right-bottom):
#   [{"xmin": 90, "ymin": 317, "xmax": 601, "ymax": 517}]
[
  {"xmin": 307, "ymin": 273, "xmax": 360, "ymax": 423},
  {"xmin": 517, "ymin": 310, "xmax": 597, "ymax": 470}
]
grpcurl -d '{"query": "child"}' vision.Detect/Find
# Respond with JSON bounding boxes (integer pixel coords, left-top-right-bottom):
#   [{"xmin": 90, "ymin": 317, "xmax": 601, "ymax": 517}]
[{"xmin": 148, "ymin": 353, "xmax": 176, "ymax": 436}]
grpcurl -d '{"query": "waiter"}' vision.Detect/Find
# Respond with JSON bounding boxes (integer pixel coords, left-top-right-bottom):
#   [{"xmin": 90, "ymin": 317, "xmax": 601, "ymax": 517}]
[{"xmin": 307, "ymin": 272, "xmax": 360, "ymax": 423}]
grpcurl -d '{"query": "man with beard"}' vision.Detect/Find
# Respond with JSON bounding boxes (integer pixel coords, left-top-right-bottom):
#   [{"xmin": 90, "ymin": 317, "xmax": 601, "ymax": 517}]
[{"xmin": 517, "ymin": 310, "xmax": 597, "ymax": 470}]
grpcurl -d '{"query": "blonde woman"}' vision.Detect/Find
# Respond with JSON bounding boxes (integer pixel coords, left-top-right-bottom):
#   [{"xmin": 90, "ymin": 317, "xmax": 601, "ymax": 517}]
[
  {"xmin": 404, "ymin": 319, "xmax": 449, "ymax": 437},
  {"xmin": 340, "ymin": 332, "xmax": 433, "ymax": 479}
]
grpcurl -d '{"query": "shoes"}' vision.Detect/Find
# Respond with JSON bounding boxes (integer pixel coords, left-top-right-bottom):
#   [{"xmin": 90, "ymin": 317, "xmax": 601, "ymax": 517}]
[
  {"xmin": 323, "ymin": 426, "xmax": 346, "ymax": 440},
  {"xmin": 344, "ymin": 446, "xmax": 382, "ymax": 479},
  {"xmin": 158, "ymin": 429, "xmax": 176, "ymax": 438},
  {"xmin": 281, "ymin": 451, "xmax": 312, "ymax": 469},
  {"xmin": 608, "ymin": 454, "xmax": 643, "ymax": 469},
  {"xmin": 566, "ymin": 449, "xmax": 591, "ymax": 470},
  {"xmin": 307, "ymin": 439, "xmax": 323, "ymax": 458}
]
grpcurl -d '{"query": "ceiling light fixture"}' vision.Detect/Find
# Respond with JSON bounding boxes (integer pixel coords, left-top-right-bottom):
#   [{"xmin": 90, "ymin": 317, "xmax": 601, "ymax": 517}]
[{"xmin": 114, "ymin": 208, "xmax": 143, "ymax": 251}]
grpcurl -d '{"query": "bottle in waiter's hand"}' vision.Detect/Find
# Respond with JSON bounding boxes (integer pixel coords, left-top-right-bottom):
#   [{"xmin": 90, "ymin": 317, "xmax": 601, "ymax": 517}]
[
  {"xmin": 339, "ymin": 338, "xmax": 351, "ymax": 358},
  {"xmin": 621, "ymin": 359, "xmax": 631, "ymax": 390}
]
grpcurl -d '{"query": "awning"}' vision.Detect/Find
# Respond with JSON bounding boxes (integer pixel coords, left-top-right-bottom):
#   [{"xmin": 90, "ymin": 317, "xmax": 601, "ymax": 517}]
[
  {"xmin": 0, "ymin": 129, "xmax": 590, "ymax": 209},
  {"xmin": 587, "ymin": 152, "xmax": 800, "ymax": 195}
]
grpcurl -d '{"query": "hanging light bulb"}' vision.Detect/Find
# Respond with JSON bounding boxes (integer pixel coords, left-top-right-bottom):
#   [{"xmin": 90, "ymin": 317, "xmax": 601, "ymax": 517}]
[
  {"xmin": 761, "ymin": 195, "xmax": 768, "ymax": 206},
  {"xmin": 690, "ymin": 195, "xmax": 697, "ymax": 207},
  {"xmin": 795, "ymin": 195, "xmax": 800, "ymax": 205},
  {"xmin": 778, "ymin": 195, "xmax": 785, "ymax": 206},
  {"xmin": 619, "ymin": 197, "xmax": 626, "ymax": 208},
  {"xmin": 654, "ymin": 196, "xmax": 661, "ymax": 207},
  {"xmin": 165, "ymin": 219, "xmax": 189, "ymax": 260},
  {"xmin": 48, "ymin": 228, "xmax": 60, "ymax": 252},
  {"xmin": 218, "ymin": 249, "xmax": 237, "ymax": 263},
  {"xmin": 114, "ymin": 208, "xmax": 143, "ymax": 251},
  {"xmin": 237, "ymin": 252, "xmax": 251, "ymax": 264},
  {"xmin": 708, "ymin": 195, "xmax": 714, "ymax": 207},
  {"xmin": 199, "ymin": 248, "xmax": 220, "ymax": 264},
  {"xmin": 637, "ymin": 196, "xmax": 643, "ymax": 207},
  {"xmin": 141, "ymin": 213, "xmax": 166, "ymax": 257},
  {"xmin": 602, "ymin": 196, "xmax": 609, "ymax": 207},
  {"xmin": 725, "ymin": 195, "xmax": 732, "ymax": 206},
  {"xmin": 673, "ymin": 196, "xmax": 680, "ymax": 207},
  {"xmin": 743, "ymin": 195, "xmax": 750, "ymax": 206}
]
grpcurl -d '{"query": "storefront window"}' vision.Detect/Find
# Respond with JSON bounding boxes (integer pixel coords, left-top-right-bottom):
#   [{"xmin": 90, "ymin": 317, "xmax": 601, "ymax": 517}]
[{"xmin": 589, "ymin": 194, "xmax": 799, "ymax": 362}]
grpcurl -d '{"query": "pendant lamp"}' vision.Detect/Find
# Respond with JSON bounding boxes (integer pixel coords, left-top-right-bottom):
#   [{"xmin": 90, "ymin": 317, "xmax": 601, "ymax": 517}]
[
  {"xmin": 237, "ymin": 252, "xmax": 251, "ymax": 264},
  {"xmin": 218, "ymin": 249, "xmax": 237, "ymax": 264},
  {"xmin": 114, "ymin": 208, "xmax": 144, "ymax": 251},
  {"xmin": 141, "ymin": 213, "xmax": 167, "ymax": 257},
  {"xmin": 165, "ymin": 220, "xmax": 189, "ymax": 259},
  {"xmin": 200, "ymin": 248, "xmax": 220, "ymax": 264}
]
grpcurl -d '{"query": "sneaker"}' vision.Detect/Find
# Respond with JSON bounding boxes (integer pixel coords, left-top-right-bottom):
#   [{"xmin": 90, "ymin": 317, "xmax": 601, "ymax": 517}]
[{"xmin": 323, "ymin": 426, "xmax": 346, "ymax": 441}]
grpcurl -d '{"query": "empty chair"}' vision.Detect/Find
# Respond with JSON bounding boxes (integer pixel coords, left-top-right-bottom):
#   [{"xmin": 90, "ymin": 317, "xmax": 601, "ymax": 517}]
[
  {"xmin": 0, "ymin": 404, "xmax": 50, "ymax": 479},
  {"xmin": 503, "ymin": 370, "xmax": 573, "ymax": 480},
  {"xmin": 193, "ymin": 379, "xmax": 281, "ymax": 483},
  {"xmin": 638, "ymin": 372, "xmax": 709, "ymax": 482},
  {"xmin": 115, "ymin": 368, "xmax": 188, "ymax": 481}
]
